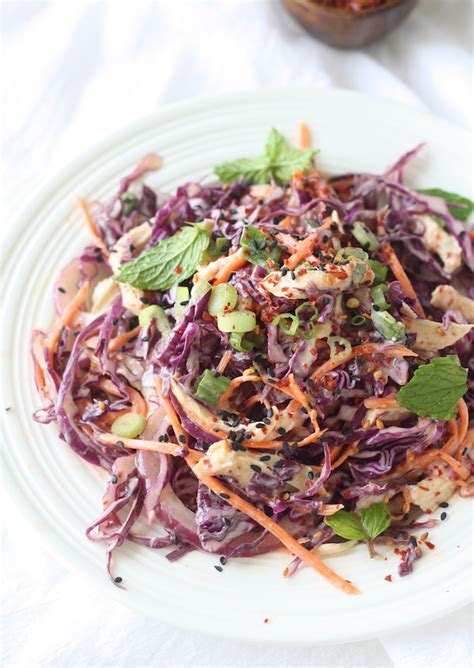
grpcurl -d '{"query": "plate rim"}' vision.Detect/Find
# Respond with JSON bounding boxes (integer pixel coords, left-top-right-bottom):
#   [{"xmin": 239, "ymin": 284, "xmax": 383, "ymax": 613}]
[{"xmin": 2, "ymin": 87, "xmax": 472, "ymax": 645}]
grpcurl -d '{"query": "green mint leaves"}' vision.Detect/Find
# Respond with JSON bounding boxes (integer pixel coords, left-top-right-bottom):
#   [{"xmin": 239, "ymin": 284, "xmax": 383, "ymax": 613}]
[
  {"xmin": 240, "ymin": 225, "xmax": 281, "ymax": 267},
  {"xmin": 115, "ymin": 224, "xmax": 210, "ymax": 291},
  {"xmin": 214, "ymin": 128, "xmax": 317, "ymax": 185},
  {"xmin": 418, "ymin": 188, "xmax": 474, "ymax": 223},
  {"xmin": 324, "ymin": 503, "xmax": 391, "ymax": 542},
  {"xmin": 397, "ymin": 356, "xmax": 468, "ymax": 421}
]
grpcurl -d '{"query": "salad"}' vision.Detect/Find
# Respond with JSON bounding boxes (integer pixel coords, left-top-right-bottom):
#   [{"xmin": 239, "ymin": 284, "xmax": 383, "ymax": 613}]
[{"xmin": 32, "ymin": 126, "xmax": 473, "ymax": 594}]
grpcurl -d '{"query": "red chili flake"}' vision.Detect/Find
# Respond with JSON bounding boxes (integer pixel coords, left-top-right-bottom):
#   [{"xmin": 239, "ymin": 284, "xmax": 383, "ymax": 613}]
[
  {"xmin": 175, "ymin": 266, "xmax": 182, "ymax": 274},
  {"xmin": 435, "ymin": 491, "xmax": 441, "ymax": 496},
  {"xmin": 384, "ymin": 575, "xmax": 392, "ymax": 582},
  {"xmin": 420, "ymin": 532, "xmax": 429, "ymax": 541},
  {"xmin": 418, "ymin": 485, "xmax": 430, "ymax": 491},
  {"xmin": 425, "ymin": 541, "xmax": 435, "ymax": 550}
]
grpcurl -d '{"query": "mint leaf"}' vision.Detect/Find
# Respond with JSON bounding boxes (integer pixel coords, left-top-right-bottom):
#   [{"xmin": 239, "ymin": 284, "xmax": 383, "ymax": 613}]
[
  {"xmin": 325, "ymin": 503, "xmax": 391, "ymax": 543},
  {"xmin": 240, "ymin": 225, "xmax": 281, "ymax": 267},
  {"xmin": 397, "ymin": 356, "xmax": 468, "ymax": 420},
  {"xmin": 324, "ymin": 511, "xmax": 366, "ymax": 541},
  {"xmin": 116, "ymin": 224, "xmax": 210, "ymax": 290},
  {"xmin": 418, "ymin": 188, "xmax": 474, "ymax": 223},
  {"xmin": 359, "ymin": 503, "xmax": 391, "ymax": 539},
  {"xmin": 214, "ymin": 128, "xmax": 317, "ymax": 185}
]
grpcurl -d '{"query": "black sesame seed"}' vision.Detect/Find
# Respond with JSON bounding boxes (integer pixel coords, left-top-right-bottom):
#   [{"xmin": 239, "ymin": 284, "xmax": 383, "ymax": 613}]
[
  {"xmin": 58, "ymin": 286, "xmax": 66, "ymax": 293},
  {"xmin": 373, "ymin": 304, "xmax": 380, "ymax": 312},
  {"xmin": 112, "ymin": 318, "xmax": 118, "ymax": 325},
  {"xmin": 140, "ymin": 297, "xmax": 150, "ymax": 305},
  {"xmin": 158, "ymin": 435, "xmax": 164, "ymax": 442},
  {"xmin": 178, "ymin": 435, "xmax": 187, "ymax": 444},
  {"xmin": 281, "ymin": 266, "xmax": 289, "ymax": 276},
  {"xmin": 290, "ymin": 271, "xmax": 296, "ymax": 280},
  {"xmin": 330, "ymin": 222, "xmax": 338, "ymax": 232},
  {"xmin": 116, "ymin": 440, "xmax": 124, "ymax": 448},
  {"xmin": 111, "ymin": 475, "xmax": 118, "ymax": 484},
  {"xmin": 259, "ymin": 455, "xmax": 271, "ymax": 462},
  {"xmin": 409, "ymin": 536, "xmax": 417, "ymax": 547},
  {"xmin": 237, "ymin": 444, "xmax": 247, "ymax": 452},
  {"xmin": 307, "ymin": 471, "xmax": 315, "ymax": 480},
  {"xmin": 439, "ymin": 501, "xmax": 449, "ymax": 508},
  {"xmin": 220, "ymin": 556, "xmax": 227, "ymax": 565},
  {"xmin": 223, "ymin": 517, "xmax": 231, "ymax": 526},
  {"xmin": 461, "ymin": 447, "xmax": 468, "ymax": 456},
  {"xmin": 141, "ymin": 336, "xmax": 149, "ymax": 342},
  {"xmin": 114, "ymin": 576, "xmax": 123, "ymax": 583},
  {"xmin": 263, "ymin": 505, "xmax": 274, "ymax": 517},
  {"xmin": 277, "ymin": 427, "xmax": 286, "ymax": 436},
  {"xmin": 301, "ymin": 407, "xmax": 308, "ymax": 415},
  {"xmin": 96, "ymin": 254, "xmax": 104, "ymax": 263},
  {"xmin": 274, "ymin": 460, "xmax": 284, "ymax": 469},
  {"xmin": 250, "ymin": 464, "xmax": 262, "ymax": 473},
  {"xmin": 263, "ymin": 418, "xmax": 271, "ymax": 425},
  {"xmin": 256, "ymin": 422, "xmax": 266, "ymax": 429},
  {"xmin": 214, "ymin": 565, "xmax": 223, "ymax": 572},
  {"xmin": 128, "ymin": 244, "xmax": 135, "ymax": 253},
  {"xmin": 220, "ymin": 493, "xmax": 230, "ymax": 499},
  {"xmin": 266, "ymin": 407, "xmax": 273, "ymax": 417},
  {"xmin": 440, "ymin": 512, "xmax": 447, "ymax": 521}
]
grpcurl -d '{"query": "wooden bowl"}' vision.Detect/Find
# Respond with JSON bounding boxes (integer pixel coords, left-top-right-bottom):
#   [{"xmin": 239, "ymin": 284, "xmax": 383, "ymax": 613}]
[{"xmin": 282, "ymin": 0, "xmax": 418, "ymax": 48}]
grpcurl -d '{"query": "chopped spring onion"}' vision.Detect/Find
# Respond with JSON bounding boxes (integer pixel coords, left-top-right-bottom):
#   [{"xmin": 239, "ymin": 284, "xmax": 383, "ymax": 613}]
[
  {"xmin": 295, "ymin": 302, "xmax": 319, "ymax": 339},
  {"xmin": 111, "ymin": 412, "xmax": 147, "ymax": 438},
  {"xmin": 217, "ymin": 310, "xmax": 256, "ymax": 333},
  {"xmin": 336, "ymin": 247, "xmax": 369, "ymax": 262},
  {"xmin": 174, "ymin": 286, "xmax": 190, "ymax": 319},
  {"xmin": 191, "ymin": 279, "xmax": 211, "ymax": 302},
  {"xmin": 208, "ymin": 237, "xmax": 230, "ymax": 257},
  {"xmin": 371, "ymin": 284, "xmax": 389, "ymax": 310},
  {"xmin": 352, "ymin": 222, "xmax": 379, "ymax": 252},
  {"xmin": 272, "ymin": 313, "xmax": 299, "ymax": 336},
  {"xmin": 352, "ymin": 260, "xmax": 370, "ymax": 286},
  {"xmin": 328, "ymin": 336, "xmax": 352, "ymax": 361},
  {"xmin": 230, "ymin": 331, "xmax": 264, "ymax": 353},
  {"xmin": 351, "ymin": 315, "xmax": 367, "ymax": 327},
  {"xmin": 208, "ymin": 284, "xmax": 238, "ymax": 316},
  {"xmin": 367, "ymin": 259, "xmax": 388, "ymax": 285},
  {"xmin": 139, "ymin": 305, "xmax": 171, "ymax": 333},
  {"xmin": 371, "ymin": 307, "xmax": 406, "ymax": 342},
  {"xmin": 195, "ymin": 369, "xmax": 231, "ymax": 406}
]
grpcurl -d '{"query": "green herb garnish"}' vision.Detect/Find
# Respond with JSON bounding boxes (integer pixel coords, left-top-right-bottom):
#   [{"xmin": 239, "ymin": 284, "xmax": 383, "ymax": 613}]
[
  {"xmin": 240, "ymin": 225, "xmax": 281, "ymax": 267},
  {"xmin": 418, "ymin": 188, "xmax": 474, "ymax": 223},
  {"xmin": 325, "ymin": 503, "xmax": 391, "ymax": 544},
  {"xmin": 214, "ymin": 128, "xmax": 317, "ymax": 185},
  {"xmin": 397, "ymin": 356, "xmax": 468, "ymax": 421}
]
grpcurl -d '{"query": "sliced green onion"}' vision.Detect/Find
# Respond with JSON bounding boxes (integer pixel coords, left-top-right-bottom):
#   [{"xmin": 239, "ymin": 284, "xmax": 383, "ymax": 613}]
[
  {"xmin": 229, "ymin": 331, "xmax": 264, "ymax": 352},
  {"xmin": 190, "ymin": 279, "xmax": 211, "ymax": 303},
  {"xmin": 195, "ymin": 369, "xmax": 231, "ymax": 406},
  {"xmin": 337, "ymin": 247, "xmax": 369, "ymax": 261},
  {"xmin": 352, "ymin": 222, "xmax": 379, "ymax": 252},
  {"xmin": 367, "ymin": 259, "xmax": 388, "ymax": 285},
  {"xmin": 352, "ymin": 260, "xmax": 370, "ymax": 286},
  {"xmin": 351, "ymin": 315, "xmax": 367, "ymax": 327},
  {"xmin": 208, "ymin": 237, "xmax": 230, "ymax": 257},
  {"xmin": 272, "ymin": 313, "xmax": 299, "ymax": 336},
  {"xmin": 217, "ymin": 310, "xmax": 256, "ymax": 333},
  {"xmin": 139, "ymin": 305, "xmax": 171, "ymax": 334},
  {"xmin": 173, "ymin": 286, "xmax": 190, "ymax": 319},
  {"xmin": 371, "ymin": 284, "xmax": 389, "ymax": 310},
  {"xmin": 208, "ymin": 284, "xmax": 238, "ymax": 316},
  {"xmin": 295, "ymin": 302, "xmax": 319, "ymax": 339},
  {"xmin": 111, "ymin": 412, "xmax": 146, "ymax": 438},
  {"xmin": 328, "ymin": 336, "xmax": 352, "ymax": 361},
  {"xmin": 371, "ymin": 307, "xmax": 406, "ymax": 342}
]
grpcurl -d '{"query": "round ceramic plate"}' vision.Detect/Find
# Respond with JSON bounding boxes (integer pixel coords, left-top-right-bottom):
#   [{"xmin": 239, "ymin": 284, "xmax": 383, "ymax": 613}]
[{"xmin": 2, "ymin": 89, "xmax": 472, "ymax": 644}]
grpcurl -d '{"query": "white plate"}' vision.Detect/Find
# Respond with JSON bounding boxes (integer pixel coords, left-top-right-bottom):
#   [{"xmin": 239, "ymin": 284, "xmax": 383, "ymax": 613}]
[{"xmin": 2, "ymin": 88, "xmax": 472, "ymax": 644}]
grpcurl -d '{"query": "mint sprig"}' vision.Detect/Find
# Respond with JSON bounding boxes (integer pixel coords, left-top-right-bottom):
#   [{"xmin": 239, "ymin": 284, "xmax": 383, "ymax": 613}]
[
  {"xmin": 324, "ymin": 503, "xmax": 391, "ymax": 542},
  {"xmin": 397, "ymin": 356, "xmax": 468, "ymax": 421},
  {"xmin": 214, "ymin": 128, "xmax": 317, "ymax": 185},
  {"xmin": 418, "ymin": 188, "xmax": 474, "ymax": 223},
  {"xmin": 116, "ymin": 224, "xmax": 210, "ymax": 291},
  {"xmin": 240, "ymin": 225, "xmax": 281, "ymax": 267}
]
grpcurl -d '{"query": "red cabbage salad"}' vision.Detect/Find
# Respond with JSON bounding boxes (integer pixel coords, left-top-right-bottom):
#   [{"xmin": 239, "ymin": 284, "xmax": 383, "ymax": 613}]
[{"xmin": 32, "ymin": 127, "xmax": 473, "ymax": 594}]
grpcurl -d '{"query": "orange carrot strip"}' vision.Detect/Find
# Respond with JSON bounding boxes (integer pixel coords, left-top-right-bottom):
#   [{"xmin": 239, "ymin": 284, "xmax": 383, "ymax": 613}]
[
  {"xmin": 286, "ymin": 219, "xmax": 332, "ymax": 270},
  {"xmin": 457, "ymin": 399, "xmax": 468, "ymax": 449},
  {"xmin": 108, "ymin": 325, "xmax": 141, "ymax": 352},
  {"xmin": 76, "ymin": 198, "xmax": 109, "ymax": 258},
  {"xmin": 94, "ymin": 378, "xmax": 147, "ymax": 416},
  {"xmin": 332, "ymin": 441, "xmax": 359, "ymax": 469},
  {"xmin": 363, "ymin": 396, "xmax": 400, "ymax": 410},
  {"xmin": 438, "ymin": 451, "xmax": 470, "ymax": 480},
  {"xmin": 218, "ymin": 375, "xmax": 261, "ymax": 406},
  {"xmin": 46, "ymin": 282, "xmax": 90, "ymax": 361},
  {"xmin": 187, "ymin": 453, "xmax": 359, "ymax": 595},
  {"xmin": 97, "ymin": 432, "xmax": 184, "ymax": 457},
  {"xmin": 213, "ymin": 254, "xmax": 248, "ymax": 285},
  {"xmin": 311, "ymin": 343, "xmax": 416, "ymax": 383},
  {"xmin": 380, "ymin": 242, "xmax": 425, "ymax": 317},
  {"xmin": 298, "ymin": 122, "xmax": 311, "ymax": 150}
]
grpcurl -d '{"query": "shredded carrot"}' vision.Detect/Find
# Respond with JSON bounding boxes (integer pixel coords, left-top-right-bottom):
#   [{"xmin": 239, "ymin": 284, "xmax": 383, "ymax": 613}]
[
  {"xmin": 457, "ymin": 399, "xmax": 468, "ymax": 449},
  {"xmin": 187, "ymin": 452, "xmax": 359, "ymax": 595},
  {"xmin": 332, "ymin": 441, "xmax": 359, "ymax": 469},
  {"xmin": 216, "ymin": 350, "xmax": 232, "ymax": 374},
  {"xmin": 438, "ymin": 451, "xmax": 470, "ymax": 480},
  {"xmin": 46, "ymin": 282, "xmax": 90, "ymax": 362},
  {"xmin": 213, "ymin": 253, "xmax": 248, "ymax": 285},
  {"xmin": 286, "ymin": 219, "xmax": 332, "ymax": 270},
  {"xmin": 380, "ymin": 242, "xmax": 425, "ymax": 317},
  {"xmin": 311, "ymin": 343, "xmax": 416, "ymax": 383},
  {"xmin": 240, "ymin": 395, "xmax": 261, "ymax": 411},
  {"xmin": 76, "ymin": 198, "xmax": 109, "ymax": 258},
  {"xmin": 108, "ymin": 325, "xmax": 141, "ymax": 352},
  {"xmin": 363, "ymin": 396, "xmax": 400, "ymax": 410},
  {"xmin": 298, "ymin": 122, "xmax": 311, "ymax": 150},
  {"xmin": 94, "ymin": 378, "xmax": 147, "ymax": 416},
  {"xmin": 218, "ymin": 375, "xmax": 261, "ymax": 407},
  {"xmin": 97, "ymin": 432, "xmax": 184, "ymax": 457},
  {"xmin": 280, "ymin": 216, "xmax": 292, "ymax": 229}
]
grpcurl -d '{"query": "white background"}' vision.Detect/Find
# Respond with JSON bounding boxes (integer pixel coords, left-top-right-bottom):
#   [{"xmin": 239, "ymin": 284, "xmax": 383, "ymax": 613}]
[{"xmin": 1, "ymin": 1, "xmax": 473, "ymax": 666}]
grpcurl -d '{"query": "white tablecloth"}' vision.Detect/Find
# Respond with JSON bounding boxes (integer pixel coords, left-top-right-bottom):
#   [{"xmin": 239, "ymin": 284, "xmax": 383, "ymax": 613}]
[{"xmin": 1, "ymin": 1, "xmax": 473, "ymax": 666}]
